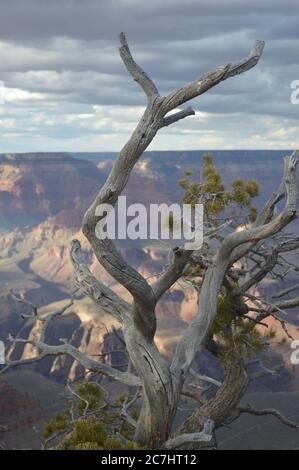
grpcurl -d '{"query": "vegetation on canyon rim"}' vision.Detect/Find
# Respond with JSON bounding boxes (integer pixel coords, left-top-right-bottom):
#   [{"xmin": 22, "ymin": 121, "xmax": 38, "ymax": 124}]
[
  {"xmin": 3, "ymin": 33, "xmax": 299, "ymax": 449},
  {"xmin": 43, "ymin": 383, "xmax": 142, "ymax": 450}
]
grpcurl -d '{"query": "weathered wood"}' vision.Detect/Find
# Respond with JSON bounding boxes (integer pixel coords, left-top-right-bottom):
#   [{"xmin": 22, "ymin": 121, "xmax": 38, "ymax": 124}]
[{"xmin": 78, "ymin": 34, "xmax": 266, "ymax": 446}]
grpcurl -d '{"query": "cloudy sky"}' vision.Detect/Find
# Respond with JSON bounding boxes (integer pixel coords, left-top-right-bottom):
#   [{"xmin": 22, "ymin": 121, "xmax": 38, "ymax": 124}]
[{"xmin": 0, "ymin": 0, "xmax": 298, "ymax": 152}]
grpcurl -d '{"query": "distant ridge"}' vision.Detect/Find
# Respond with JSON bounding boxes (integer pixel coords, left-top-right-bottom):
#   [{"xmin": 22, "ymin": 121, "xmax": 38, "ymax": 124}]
[
  {"xmin": 0, "ymin": 152, "xmax": 88, "ymax": 165},
  {"xmin": 71, "ymin": 149, "xmax": 292, "ymax": 165}
]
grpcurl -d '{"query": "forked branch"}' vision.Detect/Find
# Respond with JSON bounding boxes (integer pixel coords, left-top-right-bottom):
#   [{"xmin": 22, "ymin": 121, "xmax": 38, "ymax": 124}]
[
  {"xmin": 236, "ymin": 405, "xmax": 299, "ymax": 429},
  {"xmin": 119, "ymin": 32, "xmax": 159, "ymax": 102}
]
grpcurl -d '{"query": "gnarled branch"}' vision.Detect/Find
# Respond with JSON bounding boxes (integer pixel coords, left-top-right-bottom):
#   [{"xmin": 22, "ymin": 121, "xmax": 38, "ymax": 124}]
[
  {"xmin": 82, "ymin": 33, "xmax": 265, "ymax": 342},
  {"xmin": 161, "ymin": 107, "xmax": 195, "ymax": 128},
  {"xmin": 272, "ymin": 283, "xmax": 299, "ymax": 299},
  {"xmin": 236, "ymin": 404, "xmax": 299, "ymax": 429},
  {"xmin": 70, "ymin": 239, "xmax": 131, "ymax": 322},
  {"xmin": 5, "ymin": 337, "xmax": 140, "ymax": 387},
  {"xmin": 119, "ymin": 32, "xmax": 159, "ymax": 102},
  {"xmin": 161, "ymin": 40, "xmax": 264, "ymax": 114},
  {"xmin": 162, "ymin": 418, "xmax": 214, "ymax": 449},
  {"xmin": 3, "ymin": 298, "xmax": 140, "ymax": 387}
]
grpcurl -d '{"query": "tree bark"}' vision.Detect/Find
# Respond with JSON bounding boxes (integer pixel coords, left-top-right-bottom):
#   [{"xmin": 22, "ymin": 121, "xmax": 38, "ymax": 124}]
[
  {"xmin": 178, "ymin": 353, "xmax": 249, "ymax": 448},
  {"xmin": 122, "ymin": 318, "xmax": 180, "ymax": 447}
]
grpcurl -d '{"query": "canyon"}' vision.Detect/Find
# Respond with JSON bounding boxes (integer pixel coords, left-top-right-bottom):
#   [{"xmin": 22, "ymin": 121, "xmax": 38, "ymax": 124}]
[{"xmin": 0, "ymin": 150, "xmax": 298, "ymax": 448}]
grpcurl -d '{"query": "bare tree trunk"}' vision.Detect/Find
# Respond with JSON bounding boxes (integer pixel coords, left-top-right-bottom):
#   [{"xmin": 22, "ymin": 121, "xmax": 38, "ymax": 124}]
[
  {"xmin": 123, "ymin": 318, "xmax": 180, "ymax": 447},
  {"xmin": 178, "ymin": 353, "xmax": 249, "ymax": 449},
  {"xmin": 76, "ymin": 35, "xmax": 264, "ymax": 448}
]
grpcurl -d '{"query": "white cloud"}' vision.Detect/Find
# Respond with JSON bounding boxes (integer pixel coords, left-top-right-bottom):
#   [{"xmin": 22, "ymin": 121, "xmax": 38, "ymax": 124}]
[{"xmin": 0, "ymin": 86, "xmax": 44, "ymax": 102}]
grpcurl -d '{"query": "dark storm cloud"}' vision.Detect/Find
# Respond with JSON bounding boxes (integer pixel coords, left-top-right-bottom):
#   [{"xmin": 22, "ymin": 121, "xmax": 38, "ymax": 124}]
[
  {"xmin": 0, "ymin": 0, "xmax": 298, "ymax": 151},
  {"xmin": 0, "ymin": 0, "xmax": 298, "ymax": 43}
]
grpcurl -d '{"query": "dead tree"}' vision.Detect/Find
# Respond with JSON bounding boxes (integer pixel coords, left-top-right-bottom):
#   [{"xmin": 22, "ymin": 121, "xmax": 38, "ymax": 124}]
[{"xmin": 4, "ymin": 34, "xmax": 299, "ymax": 449}]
